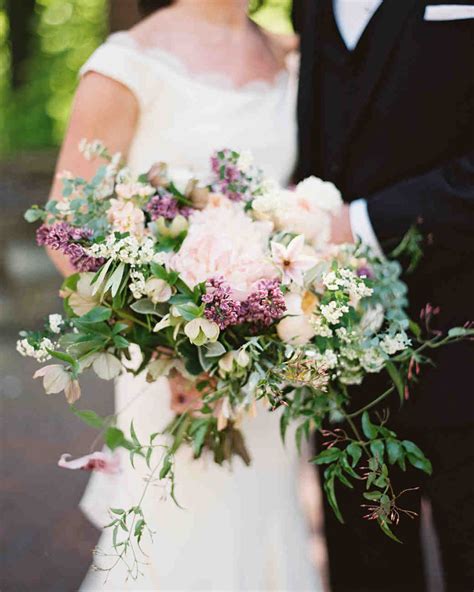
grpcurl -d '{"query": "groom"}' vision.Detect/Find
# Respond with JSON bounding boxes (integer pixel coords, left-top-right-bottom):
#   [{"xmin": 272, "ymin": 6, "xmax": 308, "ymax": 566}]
[{"xmin": 294, "ymin": 1, "xmax": 474, "ymax": 590}]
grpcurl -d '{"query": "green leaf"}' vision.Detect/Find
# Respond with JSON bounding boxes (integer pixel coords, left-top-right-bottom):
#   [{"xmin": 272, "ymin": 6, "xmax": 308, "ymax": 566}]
[
  {"xmin": 46, "ymin": 349, "xmax": 76, "ymax": 366},
  {"xmin": 77, "ymin": 306, "xmax": 112, "ymax": 324},
  {"xmin": 386, "ymin": 361, "xmax": 405, "ymax": 402},
  {"xmin": 361, "ymin": 411, "xmax": 378, "ymax": 439},
  {"xmin": 61, "ymin": 273, "xmax": 80, "ymax": 293},
  {"xmin": 378, "ymin": 519, "xmax": 402, "ymax": 543},
  {"xmin": 110, "ymin": 508, "xmax": 125, "ymax": 515},
  {"xmin": 24, "ymin": 207, "xmax": 45, "ymax": 223},
  {"xmin": 363, "ymin": 491, "xmax": 382, "ymax": 501},
  {"xmin": 130, "ymin": 299, "xmax": 164, "ymax": 316},
  {"xmin": 204, "ymin": 342, "xmax": 226, "ymax": 357},
  {"xmin": 134, "ymin": 518, "xmax": 145, "ymax": 543},
  {"xmin": 72, "ymin": 408, "xmax": 105, "ymax": 429},
  {"xmin": 346, "ymin": 442, "xmax": 362, "ymax": 467},
  {"xmin": 113, "ymin": 335, "xmax": 129, "ymax": 349},
  {"xmin": 192, "ymin": 422, "xmax": 209, "ymax": 457},
  {"xmin": 130, "ymin": 421, "xmax": 141, "ymax": 448},
  {"xmin": 324, "ymin": 472, "xmax": 344, "ymax": 523},
  {"xmin": 312, "ymin": 448, "xmax": 342, "ymax": 465},
  {"xmin": 448, "ymin": 327, "xmax": 469, "ymax": 338},
  {"xmin": 159, "ymin": 456, "xmax": 173, "ymax": 479},
  {"xmin": 406, "ymin": 453, "xmax": 432, "ymax": 475},
  {"xmin": 370, "ymin": 439, "xmax": 385, "ymax": 462},
  {"xmin": 401, "ymin": 440, "xmax": 426, "ymax": 459},
  {"xmin": 174, "ymin": 302, "xmax": 204, "ymax": 321},
  {"xmin": 105, "ymin": 427, "xmax": 132, "ymax": 451},
  {"xmin": 386, "ymin": 439, "xmax": 404, "ymax": 465}
]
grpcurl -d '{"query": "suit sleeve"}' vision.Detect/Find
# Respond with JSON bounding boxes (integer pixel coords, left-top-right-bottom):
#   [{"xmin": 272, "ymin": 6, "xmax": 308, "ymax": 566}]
[{"xmin": 366, "ymin": 151, "xmax": 474, "ymax": 253}]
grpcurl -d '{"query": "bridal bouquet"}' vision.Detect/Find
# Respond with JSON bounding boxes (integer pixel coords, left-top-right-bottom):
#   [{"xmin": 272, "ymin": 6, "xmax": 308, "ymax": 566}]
[{"xmin": 19, "ymin": 142, "xmax": 472, "ymax": 563}]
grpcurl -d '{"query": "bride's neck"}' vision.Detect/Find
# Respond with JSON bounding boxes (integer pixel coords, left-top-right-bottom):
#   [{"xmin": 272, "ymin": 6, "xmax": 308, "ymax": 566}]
[{"xmin": 173, "ymin": 0, "xmax": 250, "ymax": 32}]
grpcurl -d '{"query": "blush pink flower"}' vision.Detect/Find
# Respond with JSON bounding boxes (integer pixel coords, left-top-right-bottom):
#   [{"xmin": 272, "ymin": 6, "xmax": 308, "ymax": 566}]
[
  {"xmin": 58, "ymin": 451, "xmax": 120, "ymax": 474},
  {"xmin": 271, "ymin": 235, "xmax": 317, "ymax": 285},
  {"xmin": 171, "ymin": 199, "xmax": 276, "ymax": 300},
  {"xmin": 107, "ymin": 199, "xmax": 145, "ymax": 237}
]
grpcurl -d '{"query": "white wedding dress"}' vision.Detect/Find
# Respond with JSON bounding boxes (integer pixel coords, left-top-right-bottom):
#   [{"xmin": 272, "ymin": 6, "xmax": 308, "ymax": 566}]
[{"xmin": 79, "ymin": 32, "xmax": 321, "ymax": 592}]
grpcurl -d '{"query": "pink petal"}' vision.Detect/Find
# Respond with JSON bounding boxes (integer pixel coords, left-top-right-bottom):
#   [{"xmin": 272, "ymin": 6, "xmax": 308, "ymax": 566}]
[
  {"xmin": 58, "ymin": 451, "xmax": 120, "ymax": 474},
  {"xmin": 286, "ymin": 235, "xmax": 305, "ymax": 259},
  {"xmin": 270, "ymin": 241, "xmax": 287, "ymax": 264}
]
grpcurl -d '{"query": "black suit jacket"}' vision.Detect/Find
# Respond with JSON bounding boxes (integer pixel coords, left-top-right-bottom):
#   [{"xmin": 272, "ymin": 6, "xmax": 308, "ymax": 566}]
[{"xmin": 295, "ymin": 0, "xmax": 474, "ymax": 427}]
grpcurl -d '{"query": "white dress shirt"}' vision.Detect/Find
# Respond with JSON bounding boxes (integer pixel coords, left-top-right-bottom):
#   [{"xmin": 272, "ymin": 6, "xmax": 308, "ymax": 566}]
[{"xmin": 333, "ymin": 0, "xmax": 384, "ymax": 257}]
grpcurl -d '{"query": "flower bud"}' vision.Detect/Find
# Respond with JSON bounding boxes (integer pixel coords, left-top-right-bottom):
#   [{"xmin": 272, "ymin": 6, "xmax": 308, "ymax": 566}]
[{"xmin": 148, "ymin": 162, "xmax": 168, "ymax": 188}]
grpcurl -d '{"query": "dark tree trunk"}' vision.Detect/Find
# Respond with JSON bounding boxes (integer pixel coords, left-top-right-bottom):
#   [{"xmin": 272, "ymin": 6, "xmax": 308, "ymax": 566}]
[
  {"xmin": 109, "ymin": 0, "xmax": 140, "ymax": 32},
  {"xmin": 6, "ymin": 0, "xmax": 36, "ymax": 88}
]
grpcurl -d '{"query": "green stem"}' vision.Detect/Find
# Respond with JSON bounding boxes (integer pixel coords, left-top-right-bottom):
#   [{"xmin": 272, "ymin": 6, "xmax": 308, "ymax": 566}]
[
  {"xmin": 346, "ymin": 386, "xmax": 395, "ymax": 419},
  {"xmin": 114, "ymin": 309, "xmax": 149, "ymax": 329}
]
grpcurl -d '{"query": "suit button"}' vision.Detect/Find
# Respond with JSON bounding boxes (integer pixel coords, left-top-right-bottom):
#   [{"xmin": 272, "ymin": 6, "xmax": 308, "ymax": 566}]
[{"xmin": 330, "ymin": 163, "xmax": 341, "ymax": 177}]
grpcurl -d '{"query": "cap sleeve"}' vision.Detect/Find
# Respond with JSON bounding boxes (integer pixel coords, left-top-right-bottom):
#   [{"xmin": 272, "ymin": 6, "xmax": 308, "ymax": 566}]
[{"xmin": 79, "ymin": 35, "xmax": 153, "ymax": 109}]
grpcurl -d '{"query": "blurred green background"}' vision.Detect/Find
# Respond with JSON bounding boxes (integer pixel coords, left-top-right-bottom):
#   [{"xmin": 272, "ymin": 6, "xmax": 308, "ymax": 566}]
[{"xmin": 0, "ymin": 0, "xmax": 293, "ymax": 156}]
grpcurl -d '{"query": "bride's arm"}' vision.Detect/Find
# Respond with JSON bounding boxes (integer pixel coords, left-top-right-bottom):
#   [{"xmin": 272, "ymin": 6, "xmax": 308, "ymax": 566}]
[{"xmin": 46, "ymin": 72, "xmax": 139, "ymax": 276}]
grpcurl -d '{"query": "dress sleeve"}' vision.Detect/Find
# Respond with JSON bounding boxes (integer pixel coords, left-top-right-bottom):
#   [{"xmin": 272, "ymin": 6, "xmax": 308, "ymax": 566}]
[{"xmin": 79, "ymin": 40, "xmax": 153, "ymax": 109}]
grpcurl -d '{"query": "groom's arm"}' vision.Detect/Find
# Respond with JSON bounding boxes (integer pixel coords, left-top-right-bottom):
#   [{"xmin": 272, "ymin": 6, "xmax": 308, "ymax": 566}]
[
  {"xmin": 333, "ymin": 151, "xmax": 474, "ymax": 255},
  {"xmin": 366, "ymin": 151, "xmax": 474, "ymax": 253}
]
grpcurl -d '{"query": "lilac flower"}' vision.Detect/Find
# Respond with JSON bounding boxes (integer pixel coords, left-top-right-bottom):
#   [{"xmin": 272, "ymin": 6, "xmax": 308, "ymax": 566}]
[
  {"xmin": 203, "ymin": 277, "xmax": 241, "ymax": 330},
  {"xmin": 210, "ymin": 148, "xmax": 262, "ymax": 202},
  {"xmin": 239, "ymin": 279, "xmax": 286, "ymax": 326},
  {"xmin": 146, "ymin": 188, "xmax": 192, "ymax": 221},
  {"xmin": 36, "ymin": 222, "xmax": 103, "ymax": 272}
]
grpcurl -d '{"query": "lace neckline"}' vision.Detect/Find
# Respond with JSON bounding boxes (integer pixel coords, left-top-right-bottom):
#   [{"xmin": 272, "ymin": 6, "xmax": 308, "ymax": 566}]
[{"xmin": 108, "ymin": 31, "xmax": 295, "ymax": 95}]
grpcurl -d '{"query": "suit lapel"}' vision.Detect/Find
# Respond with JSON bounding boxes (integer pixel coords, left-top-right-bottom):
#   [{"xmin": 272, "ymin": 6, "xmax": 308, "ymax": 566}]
[{"xmin": 344, "ymin": 0, "xmax": 421, "ymax": 143}]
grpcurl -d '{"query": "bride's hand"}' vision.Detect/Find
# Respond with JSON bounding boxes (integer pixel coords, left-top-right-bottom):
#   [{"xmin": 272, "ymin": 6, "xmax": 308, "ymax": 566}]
[{"xmin": 330, "ymin": 203, "xmax": 354, "ymax": 244}]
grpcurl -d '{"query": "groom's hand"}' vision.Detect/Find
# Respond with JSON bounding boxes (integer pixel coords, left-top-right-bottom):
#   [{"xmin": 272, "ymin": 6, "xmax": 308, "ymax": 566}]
[{"xmin": 330, "ymin": 203, "xmax": 354, "ymax": 244}]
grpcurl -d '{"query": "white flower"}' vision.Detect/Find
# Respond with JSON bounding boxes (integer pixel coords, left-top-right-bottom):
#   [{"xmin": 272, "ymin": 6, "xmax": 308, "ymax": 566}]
[
  {"xmin": 184, "ymin": 318, "xmax": 219, "ymax": 346},
  {"xmin": 271, "ymin": 235, "xmax": 317, "ymax": 285},
  {"xmin": 236, "ymin": 348, "xmax": 250, "ymax": 368},
  {"xmin": 153, "ymin": 314, "xmax": 172, "ymax": 333},
  {"xmin": 320, "ymin": 349, "xmax": 338, "ymax": 369},
  {"xmin": 48, "ymin": 314, "xmax": 64, "ymax": 334},
  {"xmin": 360, "ymin": 348, "xmax": 386, "ymax": 373},
  {"xmin": 145, "ymin": 278, "xmax": 172, "ymax": 304},
  {"xmin": 320, "ymin": 301, "xmax": 349, "ymax": 324},
  {"xmin": 311, "ymin": 316, "xmax": 333, "ymax": 338},
  {"xmin": 277, "ymin": 291, "xmax": 317, "ymax": 345},
  {"xmin": 17, "ymin": 337, "xmax": 55, "ymax": 362},
  {"xmin": 237, "ymin": 150, "xmax": 254, "ymax": 173},
  {"xmin": 78, "ymin": 138, "xmax": 105, "ymax": 161},
  {"xmin": 322, "ymin": 271, "xmax": 342, "ymax": 291},
  {"xmin": 295, "ymin": 176, "xmax": 342, "ymax": 213},
  {"xmin": 115, "ymin": 182, "xmax": 155, "ymax": 200},
  {"xmin": 218, "ymin": 352, "xmax": 235, "ymax": 374},
  {"xmin": 91, "ymin": 352, "xmax": 122, "ymax": 380},
  {"xmin": 360, "ymin": 304, "xmax": 385, "ymax": 335},
  {"xmin": 380, "ymin": 333, "xmax": 411, "ymax": 356},
  {"xmin": 33, "ymin": 364, "xmax": 80, "ymax": 403}
]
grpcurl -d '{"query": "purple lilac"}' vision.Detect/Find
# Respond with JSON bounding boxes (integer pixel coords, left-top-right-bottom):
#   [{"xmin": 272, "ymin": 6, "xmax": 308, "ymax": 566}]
[
  {"xmin": 36, "ymin": 222, "xmax": 103, "ymax": 272},
  {"xmin": 239, "ymin": 279, "xmax": 286, "ymax": 326},
  {"xmin": 202, "ymin": 277, "xmax": 241, "ymax": 330},
  {"xmin": 357, "ymin": 265, "xmax": 374, "ymax": 279},
  {"xmin": 146, "ymin": 188, "xmax": 193, "ymax": 221},
  {"xmin": 210, "ymin": 149, "xmax": 250, "ymax": 202},
  {"xmin": 203, "ymin": 276, "xmax": 286, "ymax": 329}
]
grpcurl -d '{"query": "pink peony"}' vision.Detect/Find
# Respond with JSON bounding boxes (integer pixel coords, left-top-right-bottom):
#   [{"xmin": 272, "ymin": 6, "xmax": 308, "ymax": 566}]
[{"xmin": 171, "ymin": 196, "xmax": 276, "ymax": 300}]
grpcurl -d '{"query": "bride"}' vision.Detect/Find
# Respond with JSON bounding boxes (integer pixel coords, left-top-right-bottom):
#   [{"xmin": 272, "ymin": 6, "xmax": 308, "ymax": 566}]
[{"xmin": 47, "ymin": 0, "xmax": 321, "ymax": 590}]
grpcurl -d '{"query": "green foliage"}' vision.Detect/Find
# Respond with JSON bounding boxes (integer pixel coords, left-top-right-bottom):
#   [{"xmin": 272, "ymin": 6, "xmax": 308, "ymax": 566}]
[{"xmin": 0, "ymin": 0, "xmax": 107, "ymax": 154}]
